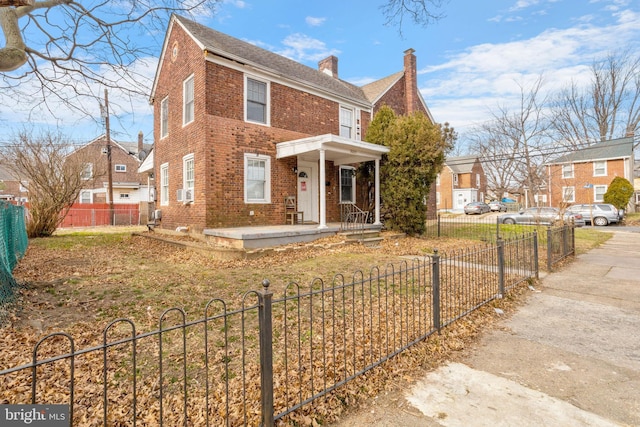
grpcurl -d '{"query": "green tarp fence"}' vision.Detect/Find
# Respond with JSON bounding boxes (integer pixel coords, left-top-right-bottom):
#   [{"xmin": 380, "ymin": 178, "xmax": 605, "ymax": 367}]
[{"xmin": 0, "ymin": 201, "xmax": 29, "ymax": 322}]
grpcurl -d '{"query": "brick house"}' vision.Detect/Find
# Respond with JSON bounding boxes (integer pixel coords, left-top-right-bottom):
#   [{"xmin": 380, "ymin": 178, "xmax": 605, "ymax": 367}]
[
  {"xmin": 545, "ymin": 136, "xmax": 634, "ymax": 208},
  {"xmin": 435, "ymin": 155, "xmax": 487, "ymax": 212},
  {"xmin": 149, "ymin": 15, "xmax": 435, "ymax": 233},
  {"xmin": 71, "ymin": 134, "xmax": 152, "ymax": 205},
  {"xmin": 0, "ymin": 163, "xmax": 28, "ymax": 203}
]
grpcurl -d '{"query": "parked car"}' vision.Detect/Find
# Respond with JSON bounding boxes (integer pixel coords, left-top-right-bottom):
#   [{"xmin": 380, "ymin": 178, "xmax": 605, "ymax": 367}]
[
  {"xmin": 464, "ymin": 202, "xmax": 491, "ymax": 215},
  {"xmin": 566, "ymin": 204, "xmax": 621, "ymax": 226},
  {"xmin": 488, "ymin": 201, "xmax": 508, "ymax": 212},
  {"xmin": 498, "ymin": 207, "xmax": 585, "ymax": 227}
]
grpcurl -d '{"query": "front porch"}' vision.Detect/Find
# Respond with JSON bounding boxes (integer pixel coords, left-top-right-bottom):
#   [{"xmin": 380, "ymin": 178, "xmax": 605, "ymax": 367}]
[{"xmin": 203, "ymin": 222, "xmax": 383, "ymax": 249}]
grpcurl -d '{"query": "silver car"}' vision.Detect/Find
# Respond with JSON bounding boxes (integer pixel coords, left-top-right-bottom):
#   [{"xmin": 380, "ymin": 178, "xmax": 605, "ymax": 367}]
[
  {"xmin": 499, "ymin": 207, "xmax": 585, "ymax": 227},
  {"xmin": 566, "ymin": 204, "xmax": 620, "ymax": 226}
]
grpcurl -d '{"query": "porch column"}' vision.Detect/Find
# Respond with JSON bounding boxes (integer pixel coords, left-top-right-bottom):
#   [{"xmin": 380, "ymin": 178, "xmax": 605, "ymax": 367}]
[
  {"xmin": 318, "ymin": 149, "xmax": 328, "ymax": 229},
  {"xmin": 374, "ymin": 158, "xmax": 381, "ymax": 225}
]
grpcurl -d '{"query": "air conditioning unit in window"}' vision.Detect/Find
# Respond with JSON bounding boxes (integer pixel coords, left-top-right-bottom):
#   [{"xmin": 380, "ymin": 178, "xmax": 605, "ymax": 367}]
[
  {"xmin": 184, "ymin": 189, "xmax": 194, "ymax": 204},
  {"xmin": 101, "ymin": 147, "xmax": 108, "ymax": 155},
  {"xmin": 176, "ymin": 188, "xmax": 184, "ymax": 202}
]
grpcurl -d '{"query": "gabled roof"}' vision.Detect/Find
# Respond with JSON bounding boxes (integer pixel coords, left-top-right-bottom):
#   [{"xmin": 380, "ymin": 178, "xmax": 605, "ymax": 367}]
[
  {"xmin": 445, "ymin": 155, "xmax": 479, "ymax": 174},
  {"xmin": 547, "ymin": 137, "xmax": 633, "ymax": 165},
  {"xmin": 153, "ymin": 15, "xmax": 370, "ymax": 107},
  {"xmin": 361, "ymin": 72, "xmax": 403, "ymax": 104}
]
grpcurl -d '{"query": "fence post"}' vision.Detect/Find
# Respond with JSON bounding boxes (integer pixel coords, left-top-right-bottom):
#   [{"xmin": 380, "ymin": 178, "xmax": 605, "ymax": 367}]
[
  {"xmin": 431, "ymin": 249, "xmax": 441, "ymax": 333},
  {"xmin": 258, "ymin": 279, "xmax": 274, "ymax": 427},
  {"xmin": 437, "ymin": 214, "xmax": 441, "ymax": 238},
  {"xmin": 571, "ymin": 225, "xmax": 576, "ymax": 256},
  {"xmin": 533, "ymin": 230, "xmax": 539, "ymax": 280},
  {"xmin": 497, "ymin": 237, "xmax": 505, "ymax": 298},
  {"xmin": 546, "ymin": 226, "xmax": 552, "ymax": 272},
  {"xmin": 496, "ymin": 216, "xmax": 500, "ymax": 240}
]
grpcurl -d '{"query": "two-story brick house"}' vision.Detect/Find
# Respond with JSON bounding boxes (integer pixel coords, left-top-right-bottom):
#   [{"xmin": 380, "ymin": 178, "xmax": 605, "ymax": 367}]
[
  {"xmin": 73, "ymin": 134, "xmax": 152, "ymax": 205},
  {"xmin": 150, "ymin": 15, "xmax": 435, "ymax": 235},
  {"xmin": 545, "ymin": 136, "xmax": 634, "ymax": 207},
  {"xmin": 435, "ymin": 155, "xmax": 487, "ymax": 212}
]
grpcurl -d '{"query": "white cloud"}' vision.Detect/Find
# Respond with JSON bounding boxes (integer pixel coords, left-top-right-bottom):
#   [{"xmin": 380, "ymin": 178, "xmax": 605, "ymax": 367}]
[
  {"xmin": 277, "ymin": 33, "xmax": 340, "ymax": 62},
  {"xmin": 305, "ymin": 16, "xmax": 326, "ymax": 27},
  {"xmin": 421, "ymin": 6, "xmax": 640, "ymax": 136}
]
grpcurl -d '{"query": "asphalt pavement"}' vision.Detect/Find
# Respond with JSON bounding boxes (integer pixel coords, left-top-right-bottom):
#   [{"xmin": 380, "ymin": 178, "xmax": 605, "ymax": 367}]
[{"xmin": 335, "ymin": 228, "xmax": 640, "ymax": 426}]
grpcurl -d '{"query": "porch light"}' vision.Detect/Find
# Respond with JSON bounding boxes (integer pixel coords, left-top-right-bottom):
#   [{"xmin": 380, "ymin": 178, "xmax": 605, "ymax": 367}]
[{"xmin": 292, "ymin": 167, "xmax": 298, "ymax": 174}]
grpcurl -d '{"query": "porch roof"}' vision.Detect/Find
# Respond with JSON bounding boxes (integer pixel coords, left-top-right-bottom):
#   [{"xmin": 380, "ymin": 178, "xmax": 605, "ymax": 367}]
[{"xmin": 276, "ymin": 133, "xmax": 389, "ymax": 165}]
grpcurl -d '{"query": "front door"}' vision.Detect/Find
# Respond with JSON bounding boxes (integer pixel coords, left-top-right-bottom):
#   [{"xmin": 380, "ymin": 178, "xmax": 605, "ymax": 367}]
[
  {"xmin": 298, "ymin": 162, "xmax": 318, "ymax": 222},
  {"xmin": 297, "ymin": 166, "xmax": 313, "ymax": 223}
]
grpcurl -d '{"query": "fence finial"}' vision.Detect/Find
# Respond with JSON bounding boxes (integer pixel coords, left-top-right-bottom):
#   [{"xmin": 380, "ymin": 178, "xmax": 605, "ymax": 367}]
[{"xmin": 262, "ymin": 279, "xmax": 270, "ymax": 290}]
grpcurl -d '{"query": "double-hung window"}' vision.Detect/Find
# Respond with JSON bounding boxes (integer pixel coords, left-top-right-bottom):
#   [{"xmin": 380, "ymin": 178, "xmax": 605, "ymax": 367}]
[
  {"xmin": 340, "ymin": 106, "xmax": 353, "ymax": 138},
  {"xmin": 244, "ymin": 154, "xmax": 271, "ymax": 203},
  {"xmin": 80, "ymin": 190, "xmax": 92, "ymax": 204},
  {"xmin": 562, "ymin": 186, "xmax": 575, "ymax": 203},
  {"xmin": 561, "ymin": 164, "xmax": 574, "ymax": 179},
  {"xmin": 81, "ymin": 163, "xmax": 93, "ymax": 180},
  {"xmin": 183, "ymin": 75, "xmax": 194, "ymax": 125},
  {"xmin": 160, "ymin": 163, "xmax": 169, "ymax": 206},
  {"xmin": 340, "ymin": 166, "xmax": 355, "ymax": 203},
  {"xmin": 594, "ymin": 185, "xmax": 607, "ymax": 202},
  {"xmin": 183, "ymin": 154, "xmax": 194, "ymax": 193},
  {"xmin": 161, "ymin": 97, "xmax": 169, "ymax": 138},
  {"xmin": 593, "ymin": 160, "xmax": 606, "ymax": 177},
  {"xmin": 246, "ymin": 77, "xmax": 268, "ymax": 124}
]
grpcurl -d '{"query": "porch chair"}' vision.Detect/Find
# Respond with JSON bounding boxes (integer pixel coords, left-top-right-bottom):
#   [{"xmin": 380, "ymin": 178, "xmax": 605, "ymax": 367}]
[{"xmin": 284, "ymin": 196, "xmax": 304, "ymax": 224}]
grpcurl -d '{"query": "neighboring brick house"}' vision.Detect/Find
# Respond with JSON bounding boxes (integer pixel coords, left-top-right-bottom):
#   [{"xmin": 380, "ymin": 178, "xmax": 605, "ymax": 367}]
[
  {"xmin": 545, "ymin": 136, "xmax": 634, "ymax": 208},
  {"xmin": 149, "ymin": 14, "xmax": 435, "ymax": 232},
  {"xmin": 71, "ymin": 134, "xmax": 152, "ymax": 205},
  {"xmin": 0, "ymin": 163, "xmax": 28, "ymax": 203},
  {"xmin": 435, "ymin": 155, "xmax": 487, "ymax": 212}
]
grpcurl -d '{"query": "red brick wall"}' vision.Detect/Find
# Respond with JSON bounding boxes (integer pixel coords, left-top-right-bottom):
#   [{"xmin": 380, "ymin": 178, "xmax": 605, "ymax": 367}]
[
  {"xmin": 154, "ymin": 22, "xmax": 430, "ymax": 231},
  {"xmin": 547, "ymin": 159, "xmax": 627, "ymax": 207}
]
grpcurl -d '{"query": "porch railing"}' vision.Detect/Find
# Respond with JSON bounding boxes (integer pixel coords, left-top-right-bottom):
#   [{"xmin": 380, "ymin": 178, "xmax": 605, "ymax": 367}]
[{"xmin": 339, "ymin": 202, "xmax": 369, "ymax": 234}]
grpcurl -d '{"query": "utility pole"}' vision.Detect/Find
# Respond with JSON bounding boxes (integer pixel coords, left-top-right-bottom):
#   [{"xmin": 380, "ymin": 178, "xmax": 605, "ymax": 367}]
[{"xmin": 104, "ymin": 89, "xmax": 115, "ymax": 225}]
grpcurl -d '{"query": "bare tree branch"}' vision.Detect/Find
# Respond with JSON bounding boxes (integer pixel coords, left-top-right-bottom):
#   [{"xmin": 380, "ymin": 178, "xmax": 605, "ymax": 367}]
[
  {"xmin": 380, "ymin": 0, "xmax": 448, "ymax": 35},
  {"xmin": 0, "ymin": 1, "xmax": 222, "ymax": 120}
]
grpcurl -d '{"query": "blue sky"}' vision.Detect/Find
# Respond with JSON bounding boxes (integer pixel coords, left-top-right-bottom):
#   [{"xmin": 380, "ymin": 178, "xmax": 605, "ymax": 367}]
[{"xmin": 1, "ymin": 0, "xmax": 639, "ymax": 149}]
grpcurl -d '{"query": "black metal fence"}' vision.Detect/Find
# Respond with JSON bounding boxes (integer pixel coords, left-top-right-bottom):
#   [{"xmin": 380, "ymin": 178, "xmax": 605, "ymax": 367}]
[
  {"xmin": 0, "ymin": 231, "xmax": 555, "ymax": 426},
  {"xmin": 426, "ymin": 214, "xmax": 575, "ymax": 271}
]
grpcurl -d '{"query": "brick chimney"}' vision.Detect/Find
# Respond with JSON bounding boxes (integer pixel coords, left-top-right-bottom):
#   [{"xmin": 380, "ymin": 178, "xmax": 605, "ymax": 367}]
[
  {"xmin": 318, "ymin": 55, "xmax": 338, "ymax": 78},
  {"xmin": 404, "ymin": 48, "xmax": 418, "ymax": 114},
  {"xmin": 138, "ymin": 131, "xmax": 143, "ymax": 154}
]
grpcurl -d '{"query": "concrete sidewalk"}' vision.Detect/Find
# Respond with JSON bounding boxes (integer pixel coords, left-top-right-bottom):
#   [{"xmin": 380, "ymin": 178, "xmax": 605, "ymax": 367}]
[{"xmin": 337, "ymin": 229, "xmax": 640, "ymax": 426}]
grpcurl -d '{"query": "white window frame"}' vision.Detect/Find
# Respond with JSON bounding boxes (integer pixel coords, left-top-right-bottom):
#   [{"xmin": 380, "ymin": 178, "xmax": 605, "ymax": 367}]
[
  {"xmin": 436, "ymin": 174, "xmax": 440, "ymax": 186},
  {"xmin": 339, "ymin": 106, "xmax": 354, "ymax": 138},
  {"xmin": 183, "ymin": 75, "xmax": 194, "ymax": 126},
  {"xmin": 245, "ymin": 76, "xmax": 270, "ymax": 125},
  {"xmin": 80, "ymin": 190, "xmax": 92, "ymax": 204},
  {"xmin": 160, "ymin": 96, "xmax": 169, "ymax": 138},
  {"xmin": 436, "ymin": 192, "xmax": 441, "ymax": 205},
  {"xmin": 119, "ymin": 193, "xmax": 130, "ymax": 199},
  {"xmin": 244, "ymin": 153, "xmax": 271, "ymax": 203},
  {"xmin": 561, "ymin": 164, "xmax": 574, "ymax": 179},
  {"xmin": 115, "ymin": 164, "xmax": 126, "ymax": 172},
  {"xmin": 594, "ymin": 185, "xmax": 607, "ymax": 202},
  {"xmin": 183, "ymin": 153, "xmax": 194, "ymax": 192},
  {"xmin": 81, "ymin": 163, "xmax": 93, "ymax": 180},
  {"xmin": 160, "ymin": 163, "xmax": 169, "ymax": 206},
  {"xmin": 593, "ymin": 160, "xmax": 607, "ymax": 177},
  {"xmin": 453, "ymin": 174, "xmax": 458, "ymax": 185},
  {"xmin": 562, "ymin": 186, "xmax": 575, "ymax": 203},
  {"xmin": 339, "ymin": 166, "xmax": 356, "ymax": 203},
  {"xmin": 476, "ymin": 173, "xmax": 480, "ymax": 188}
]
